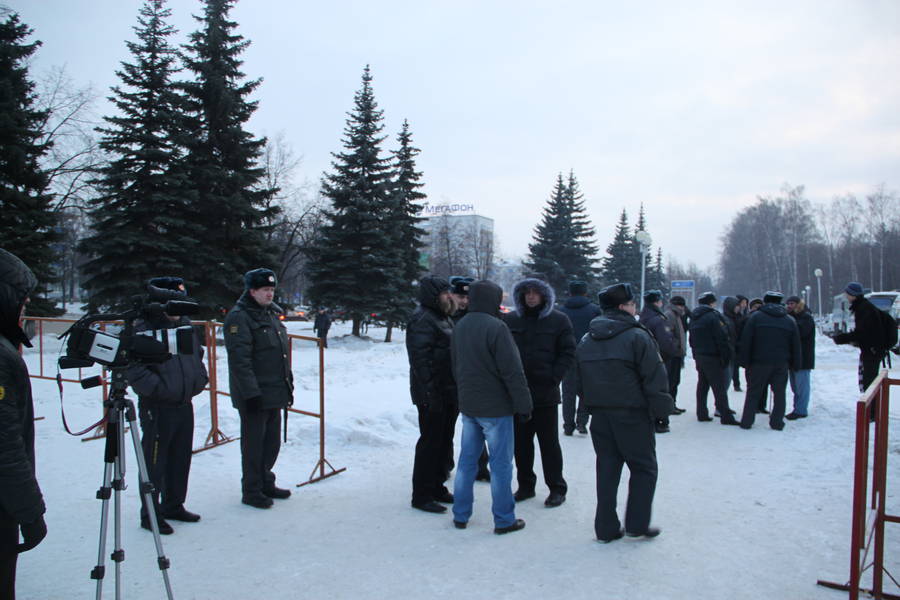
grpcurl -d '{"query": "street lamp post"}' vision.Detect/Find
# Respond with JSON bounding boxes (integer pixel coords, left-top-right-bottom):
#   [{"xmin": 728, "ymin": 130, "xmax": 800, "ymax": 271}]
[
  {"xmin": 804, "ymin": 285, "xmax": 811, "ymax": 308},
  {"xmin": 635, "ymin": 230, "xmax": 652, "ymax": 310},
  {"xmin": 814, "ymin": 268, "xmax": 823, "ymax": 319}
]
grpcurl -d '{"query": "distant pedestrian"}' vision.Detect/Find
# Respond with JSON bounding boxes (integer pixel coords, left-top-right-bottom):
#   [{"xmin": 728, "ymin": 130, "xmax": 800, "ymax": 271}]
[
  {"xmin": 406, "ymin": 276, "xmax": 458, "ymax": 514},
  {"xmin": 722, "ymin": 296, "xmax": 744, "ymax": 392},
  {"xmin": 313, "ymin": 307, "xmax": 332, "ymax": 348},
  {"xmin": 451, "ymin": 280, "xmax": 531, "ymax": 534},
  {"xmin": 639, "ymin": 290, "xmax": 679, "ymax": 433},
  {"xmin": 577, "ymin": 283, "xmax": 673, "ymax": 542},
  {"xmin": 664, "ymin": 296, "xmax": 689, "ymax": 414},
  {"xmin": 738, "ymin": 292, "xmax": 802, "ymax": 430},
  {"xmin": 688, "ymin": 292, "xmax": 739, "ymax": 425},
  {"xmin": 503, "ymin": 277, "xmax": 575, "ymax": 508},
  {"xmin": 558, "ymin": 280, "xmax": 602, "ymax": 436},
  {"xmin": 786, "ymin": 296, "xmax": 815, "ymax": 419}
]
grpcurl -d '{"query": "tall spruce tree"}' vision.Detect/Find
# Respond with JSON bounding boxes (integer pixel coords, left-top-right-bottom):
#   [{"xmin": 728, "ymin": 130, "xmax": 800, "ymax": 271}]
[
  {"xmin": 0, "ymin": 13, "xmax": 62, "ymax": 316},
  {"xmin": 601, "ymin": 208, "xmax": 640, "ymax": 288},
  {"xmin": 80, "ymin": 0, "xmax": 189, "ymax": 311},
  {"xmin": 526, "ymin": 170, "xmax": 599, "ymax": 296},
  {"xmin": 307, "ymin": 66, "xmax": 398, "ymax": 337},
  {"xmin": 179, "ymin": 0, "xmax": 278, "ymax": 313},
  {"xmin": 648, "ymin": 247, "xmax": 667, "ymax": 296},
  {"xmin": 380, "ymin": 119, "xmax": 427, "ymax": 341}
]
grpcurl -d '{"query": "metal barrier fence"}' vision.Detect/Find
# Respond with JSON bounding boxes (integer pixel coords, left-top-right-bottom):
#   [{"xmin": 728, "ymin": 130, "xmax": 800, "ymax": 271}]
[
  {"xmin": 818, "ymin": 370, "xmax": 899, "ymax": 599},
  {"xmin": 24, "ymin": 317, "xmax": 344, "ymax": 487}
]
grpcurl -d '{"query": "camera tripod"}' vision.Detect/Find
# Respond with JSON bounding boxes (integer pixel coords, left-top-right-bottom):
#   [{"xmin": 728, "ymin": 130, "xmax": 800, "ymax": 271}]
[{"xmin": 89, "ymin": 368, "xmax": 175, "ymax": 600}]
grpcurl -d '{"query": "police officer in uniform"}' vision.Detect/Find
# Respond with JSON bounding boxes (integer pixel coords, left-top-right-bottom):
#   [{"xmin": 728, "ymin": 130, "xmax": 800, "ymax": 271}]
[{"xmin": 224, "ymin": 268, "xmax": 294, "ymax": 508}]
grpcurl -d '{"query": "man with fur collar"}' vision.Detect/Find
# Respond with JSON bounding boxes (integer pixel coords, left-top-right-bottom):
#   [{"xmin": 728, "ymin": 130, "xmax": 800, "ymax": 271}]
[{"xmin": 502, "ymin": 276, "xmax": 576, "ymax": 508}]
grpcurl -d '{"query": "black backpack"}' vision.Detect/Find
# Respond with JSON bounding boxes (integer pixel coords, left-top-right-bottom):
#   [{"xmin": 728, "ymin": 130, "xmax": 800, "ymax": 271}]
[{"xmin": 873, "ymin": 308, "xmax": 899, "ymax": 354}]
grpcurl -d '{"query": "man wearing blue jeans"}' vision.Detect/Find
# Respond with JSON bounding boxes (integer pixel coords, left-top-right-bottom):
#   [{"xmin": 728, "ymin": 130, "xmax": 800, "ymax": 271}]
[
  {"xmin": 451, "ymin": 280, "xmax": 533, "ymax": 534},
  {"xmin": 786, "ymin": 296, "xmax": 815, "ymax": 419}
]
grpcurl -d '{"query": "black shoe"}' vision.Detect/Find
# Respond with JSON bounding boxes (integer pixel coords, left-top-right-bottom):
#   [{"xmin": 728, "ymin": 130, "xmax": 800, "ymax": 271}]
[
  {"xmin": 514, "ymin": 489, "xmax": 535, "ymax": 502},
  {"xmin": 597, "ymin": 529, "xmax": 624, "ymax": 543},
  {"xmin": 714, "ymin": 409, "xmax": 736, "ymax": 417},
  {"xmin": 412, "ymin": 500, "xmax": 447, "ymax": 513},
  {"xmin": 242, "ymin": 494, "xmax": 274, "ymax": 509},
  {"xmin": 576, "ymin": 425, "xmax": 588, "ymax": 435},
  {"xmin": 757, "ymin": 408, "xmax": 770, "ymax": 414},
  {"xmin": 563, "ymin": 427, "xmax": 574, "ymax": 436},
  {"xmin": 544, "ymin": 492, "xmax": 566, "ymax": 507},
  {"xmin": 739, "ymin": 424, "xmax": 752, "ymax": 430},
  {"xmin": 262, "ymin": 486, "xmax": 292, "ymax": 499},
  {"xmin": 141, "ymin": 516, "xmax": 173, "ymax": 535},
  {"xmin": 721, "ymin": 417, "xmax": 740, "ymax": 426},
  {"xmin": 698, "ymin": 416, "xmax": 713, "ymax": 422},
  {"xmin": 785, "ymin": 412, "xmax": 807, "ymax": 420},
  {"xmin": 475, "ymin": 470, "xmax": 491, "ymax": 482},
  {"xmin": 734, "ymin": 386, "xmax": 743, "ymax": 392},
  {"xmin": 434, "ymin": 488, "xmax": 454, "ymax": 504},
  {"xmin": 162, "ymin": 507, "xmax": 201, "ymax": 522},
  {"xmin": 453, "ymin": 520, "xmax": 467, "ymax": 529},
  {"xmin": 494, "ymin": 519, "xmax": 526, "ymax": 534},
  {"xmin": 626, "ymin": 527, "xmax": 661, "ymax": 539},
  {"xmin": 771, "ymin": 423, "xmax": 785, "ymax": 431},
  {"xmin": 672, "ymin": 406, "xmax": 686, "ymax": 415},
  {"xmin": 655, "ymin": 422, "xmax": 670, "ymax": 433}
]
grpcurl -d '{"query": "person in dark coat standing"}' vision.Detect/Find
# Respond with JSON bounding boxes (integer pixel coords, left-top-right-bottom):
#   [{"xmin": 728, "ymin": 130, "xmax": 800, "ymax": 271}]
[
  {"xmin": 312, "ymin": 308, "xmax": 332, "ymax": 348},
  {"xmin": 738, "ymin": 292, "xmax": 802, "ymax": 430},
  {"xmin": 688, "ymin": 292, "xmax": 740, "ymax": 425},
  {"xmin": 732, "ymin": 296, "xmax": 750, "ymax": 391},
  {"xmin": 451, "ymin": 280, "xmax": 532, "ymax": 534},
  {"xmin": 721, "ymin": 296, "xmax": 741, "ymax": 394},
  {"xmin": 834, "ymin": 282, "xmax": 891, "ymax": 396},
  {"xmin": 224, "ymin": 268, "xmax": 295, "ymax": 509},
  {"xmin": 786, "ymin": 296, "xmax": 815, "ymax": 419},
  {"xmin": 558, "ymin": 280, "xmax": 602, "ymax": 436},
  {"xmin": 503, "ymin": 277, "xmax": 576, "ymax": 507},
  {"xmin": 639, "ymin": 290, "xmax": 679, "ymax": 433},
  {"xmin": 664, "ymin": 296, "xmax": 689, "ymax": 414},
  {"xmin": 577, "ymin": 283, "xmax": 673, "ymax": 542},
  {"xmin": 406, "ymin": 276, "xmax": 458, "ymax": 514},
  {"xmin": 126, "ymin": 277, "xmax": 208, "ymax": 534},
  {"xmin": 0, "ymin": 249, "xmax": 47, "ymax": 598}
]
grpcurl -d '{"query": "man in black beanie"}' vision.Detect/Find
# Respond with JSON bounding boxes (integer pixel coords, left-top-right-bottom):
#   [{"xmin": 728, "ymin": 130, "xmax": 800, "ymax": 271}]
[
  {"xmin": 127, "ymin": 277, "xmax": 208, "ymax": 533},
  {"xmin": 224, "ymin": 268, "xmax": 294, "ymax": 508},
  {"xmin": 834, "ymin": 282, "xmax": 893, "ymax": 398},
  {"xmin": 688, "ymin": 292, "xmax": 739, "ymax": 425},
  {"xmin": 738, "ymin": 291, "xmax": 801, "ymax": 430},
  {"xmin": 578, "ymin": 283, "xmax": 672, "ymax": 541},
  {"xmin": 559, "ymin": 280, "xmax": 601, "ymax": 436}
]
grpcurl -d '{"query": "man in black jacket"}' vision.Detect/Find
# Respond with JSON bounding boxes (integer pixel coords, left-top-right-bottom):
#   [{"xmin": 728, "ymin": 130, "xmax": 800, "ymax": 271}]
[
  {"xmin": 503, "ymin": 277, "xmax": 576, "ymax": 508},
  {"xmin": 224, "ymin": 268, "xmax": 295, "ymax": 509},
  {"xmin": 786, "ymin": 296, "xmax": 815, "ymax": 419},
  {"xmin": 639, "ymin": 290, "xmax": 679, "ymax": 433},
  {"xmin": 577, "ymin": 283, "xmax": 673, "ymax": 542},
  {"xmin": 834, "ymin": 282, "xmax": 890, "ymax": 395},
  {"xmin": 0, "ymin": 249, "xmax": 47, "ymax": 598},
  {"xmin": 406, "ymin": 276, "xmax": 458, "ymax": 514},
  {"xmin": 127, "ymin": 277, "xmax": 208, "ymax": 534},
  {"xmin": 664, "ymin": 296, "xmax": 689, "ymax": 414},
  {"xmin": 312, "ymin": 308, "xmax": 331, "ymax": 348},
  {"xmin": 738, "ymin": 292, "xmax": 802, "ymax": 430},
  {"xmin": 451, "ymin": 280, "xmax": 532, "ymax": 534},
  {"xmin": 558, "ymin": 280, "xmax": 602, "ymax": 436},
  {"xmin": 688, "ymin": 292, "xmax": 739, "ymax": 425}
]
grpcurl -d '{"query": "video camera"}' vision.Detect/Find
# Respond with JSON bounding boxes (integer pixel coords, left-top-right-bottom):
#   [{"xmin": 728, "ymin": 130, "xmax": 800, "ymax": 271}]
[{"xmin": 59, "ymin": 282, "xmax": 201, "ymax": 370}]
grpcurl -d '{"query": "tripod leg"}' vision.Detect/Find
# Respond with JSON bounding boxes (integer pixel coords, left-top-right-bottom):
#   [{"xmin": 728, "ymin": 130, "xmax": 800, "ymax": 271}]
[
  {"xmin": 113, "ymin": 410, "xmax": 126, "ymax": 600},
  {"xmin": 91, "ymin": 460, "xmax": 114, "ymax": 600},
  {"xmin": 124, "ymin": 399, "xmax": 174, "ymax": 600}
]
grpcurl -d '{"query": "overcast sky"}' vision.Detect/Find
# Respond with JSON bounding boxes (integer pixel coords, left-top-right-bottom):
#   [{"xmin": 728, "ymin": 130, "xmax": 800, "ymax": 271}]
[{"xmin": 11, "ymin": 1, "xmax": 900, "ymax": 272}]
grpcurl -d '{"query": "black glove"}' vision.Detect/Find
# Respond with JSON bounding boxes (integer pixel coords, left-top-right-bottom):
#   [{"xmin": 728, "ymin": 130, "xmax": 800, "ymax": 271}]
[
  {"xmin": 516, "ymin": 412, "xmax": 532, "ymax": 424},
  {"xmin": 18, "ymin": 515, "xmax": 47, "ymax": 553},
  {"xmin": 244, "ymin": 396, "xmax": 263, "ymax": 411}
]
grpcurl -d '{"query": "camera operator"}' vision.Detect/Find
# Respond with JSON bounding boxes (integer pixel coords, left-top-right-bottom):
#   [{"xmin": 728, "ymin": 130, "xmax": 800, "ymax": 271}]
[
  {"xmin": 224, "ymin": 269, "xmax": 294, "ymax": 509},
  {"xmin": 126, "ymin": 277, "xmax": 208, "ymax": 534},
  {"xmin": 0, "ymin": 249, "xmax": 47, "ymax": 597}
]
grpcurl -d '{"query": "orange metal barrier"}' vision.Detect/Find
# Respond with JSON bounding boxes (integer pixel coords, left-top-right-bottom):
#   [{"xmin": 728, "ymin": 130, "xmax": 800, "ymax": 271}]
[
  {"xmin": 818, "ymin": 370, "xmax": 900, "ymax": 599},
  {"xmin": 24, "ymin": 317, "xmax": 345, "ymax": 487}
]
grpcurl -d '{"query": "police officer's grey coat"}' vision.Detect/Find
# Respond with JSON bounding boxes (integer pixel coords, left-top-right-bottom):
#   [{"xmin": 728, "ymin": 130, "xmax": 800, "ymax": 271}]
[{"xmin": 224, "ymin": 293, "xmax": 293, "ymax": 410}]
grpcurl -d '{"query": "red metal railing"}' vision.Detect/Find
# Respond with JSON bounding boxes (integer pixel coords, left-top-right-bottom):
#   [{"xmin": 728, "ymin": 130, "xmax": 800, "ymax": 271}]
[{"xmin": 819, "ymin": 369, "xmax": 900, "ymax": 599}]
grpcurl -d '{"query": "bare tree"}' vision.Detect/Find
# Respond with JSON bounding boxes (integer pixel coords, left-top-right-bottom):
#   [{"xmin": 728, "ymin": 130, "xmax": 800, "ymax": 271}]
[{"xmin": 864, "ymin": 184, "xmax": 897, "ymax": 291}]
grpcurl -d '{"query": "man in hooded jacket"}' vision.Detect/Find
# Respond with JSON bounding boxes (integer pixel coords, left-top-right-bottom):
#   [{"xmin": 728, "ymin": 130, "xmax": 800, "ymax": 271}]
[
  {"xmin": 0, "ymin": 249, "xmax": 47, "ymax": 597},
  {"xmin": 738, "ymin": 292, "xmax": 802, "ymax": 430},
  {"xmin": 503, "ymin": 277, "xmax": 576, "ymax": 507},
  {"xmin": 406, "ymin": 276, "xmax": 458, "ymax": 513},
  {"xmin": 558, "ymin": 280, "xmax": 602, "ymax": 436},
  {"xmin": 224, "ymin": 268, "xmax": 295, "ymax": 509},
  {"xmin": 688, "ymin": 292, "xmax": 739, "ymax": 425},
  {"xmin": 577, "ymin": 282, "xmax": 673, "ymax": 542}
]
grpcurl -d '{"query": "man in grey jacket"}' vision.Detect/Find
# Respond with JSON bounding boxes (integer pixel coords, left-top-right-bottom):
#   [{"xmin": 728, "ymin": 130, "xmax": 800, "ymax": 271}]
[
  {"xmin": 577, "ymin": 283, "xmax": 673, "ymax": 542},
  {"xmin": 451, "ymin": 281, "xmax": 532, "ymax": 534}
]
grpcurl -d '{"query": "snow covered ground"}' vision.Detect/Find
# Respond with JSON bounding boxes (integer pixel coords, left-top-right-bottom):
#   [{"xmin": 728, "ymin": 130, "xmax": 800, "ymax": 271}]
[{"xmin": 15, "ymin": 319, "xmax": 900, "ymax": 599}]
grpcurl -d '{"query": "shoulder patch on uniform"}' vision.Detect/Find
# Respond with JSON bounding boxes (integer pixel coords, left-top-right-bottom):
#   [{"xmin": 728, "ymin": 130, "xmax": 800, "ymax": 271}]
[
  {"xmin": 229, "ymin": 325, "xmax": 239, "ymax": 334},
  {"xmin": 0, "ymin": 386, "xmax": 5, "ymax": 401}
]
